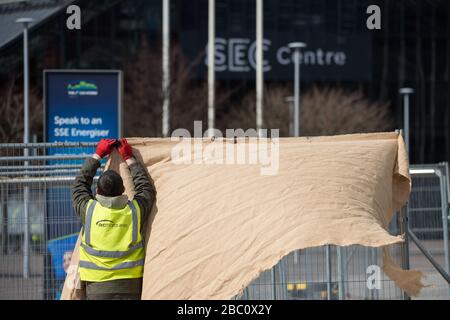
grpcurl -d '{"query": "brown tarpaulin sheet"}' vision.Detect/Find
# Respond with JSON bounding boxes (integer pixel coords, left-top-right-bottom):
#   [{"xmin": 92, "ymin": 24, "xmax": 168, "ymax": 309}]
[{"xmin": 61, "ymin": 132, "xmax": 424, "ymax": 299}]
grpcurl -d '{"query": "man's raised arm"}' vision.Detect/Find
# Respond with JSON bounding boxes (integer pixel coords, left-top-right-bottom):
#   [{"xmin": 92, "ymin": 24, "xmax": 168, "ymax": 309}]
[
  {"xmin": 118, "ymin": 138, "xmax": 156, "ymax": 223},
  {"xmin": 72, "ymin": 138, "xmax": 116, "ymax": 225}
]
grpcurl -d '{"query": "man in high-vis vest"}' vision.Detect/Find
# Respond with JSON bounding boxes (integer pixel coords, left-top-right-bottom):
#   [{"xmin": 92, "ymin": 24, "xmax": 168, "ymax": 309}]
[{"xmin": 72, "ymin": 138, "xmax": 155, "ymax": 300}]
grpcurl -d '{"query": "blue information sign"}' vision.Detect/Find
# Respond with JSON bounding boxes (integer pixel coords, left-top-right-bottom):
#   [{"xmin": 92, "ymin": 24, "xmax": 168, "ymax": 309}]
[{"xmin": 44, "ymin": 70, "xmax": 122, "ymax": 144}]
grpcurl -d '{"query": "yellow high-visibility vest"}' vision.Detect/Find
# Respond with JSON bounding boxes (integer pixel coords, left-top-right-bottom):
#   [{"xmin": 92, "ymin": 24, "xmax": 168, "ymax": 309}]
[{"xmin": 79, "ymin": 199, "xmax": 144, "ymax": 282}]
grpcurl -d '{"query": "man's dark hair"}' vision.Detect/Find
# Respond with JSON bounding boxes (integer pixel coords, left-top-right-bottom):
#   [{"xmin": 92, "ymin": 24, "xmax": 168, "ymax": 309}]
[{"xmin": 97, "ymin": 170, "xmax": 124, "ymax": 197}]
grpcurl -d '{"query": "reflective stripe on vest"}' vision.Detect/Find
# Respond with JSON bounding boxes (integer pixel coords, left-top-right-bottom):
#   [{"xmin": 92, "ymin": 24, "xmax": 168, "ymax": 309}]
[
  {"xmin": 84, "ymin": 200, "xmax": 97, "ymax": 246},
  {"xmin": 129, "ymin": 200, "xmax": 138, "ymax": 243},
  {"xmin": 80, "ymin": 241, "xmax": 144, "ymax": 258},
  {"xmin": 79, "ymin": 259, "xmax": 144, "ymax": 271}
]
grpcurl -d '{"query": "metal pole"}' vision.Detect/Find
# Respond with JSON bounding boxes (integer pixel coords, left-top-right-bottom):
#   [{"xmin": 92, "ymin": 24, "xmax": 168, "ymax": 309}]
[
  {"xmin": 444, "ymin": 162, "xmax": 450, "ymax": 291},
  {"xmin": 207, "ymin": 0, "xmax": 215, "ymax": 136},
  {"xmin": 437, "ymin": 166, "xmax": 450, "ymax": 297},
  {"xmin": 256, "ymin": 0, "xmax": 263, "ymax": 136},
  {"xmin": 293, "ymin": 50, "xmax": 299, "ymax": 137},
  {"xmin": 0, "ymin": 164, "xmax": 103, "ymax": 170},
  {"xmin": 289, "ymin": 100, "xmax": 294, "ymax": 137},
  {"xmin": 243, "ymin": 287, "xmax": 249, "ymax": 300},
  {"xmin": 162, "ymin": 0, "xmax": 170, "ymax": 137},
  {"xmin": 284, "ymin": 96, "xmax": 294, "ymax": 141},
  {"xmin": 271, "ymin": 267, "xmax": 276, "ymax": 300},
  {"xmin": 336, "ymin": 246, "xmax": 346, "ymax": 300},
  {"xmin": 278, "ymin": 259, "xmax": 288, "ymax": 299},
  {"xmin": 0, "ymin": 142, "xmax": 97, "ymax": 148},
  {"xmin": 364, "ymin": 247, "xmax": 370, "ymax": 299},
  {"xmin": 325, "ymin": 245, "xmax": 332, "ymax": 300},
  {"xmin": 23, "ymin": 175, "xmax": 30, "ymax": 279},
  {"xmin": 399, "ymin": 88, "xmax": 414, "ymax": 153},
  {"xmin": 0, "ymin": 154, "xmax": 96, "ymax": 162},
  {"xmin": 23, "ymin": 29, "xmax": 30, "ymax": 147},
  {"xmin": 396, "ymin": 128, "xmax": 411, "ymax": 299},
  {"xmin": 0, "ymin": 176, "xmax": 100, "ymax": 185},
  {"xmin": 404, "ymin": 94, "xmax": 409, "ymax": 152},
  {"xmin": 288, "ymin": 42, "xmax": 306, "ymax": 137},
  {"xmin": 1, "ymin": 184, "xmax": 8, "ymax": 255},
  {"xmin": 398, "ymin": 206, "xmax": 411, "ymax": 300},
  {"xmin": 371, "ymin": 248, "xmax": 379, "ymax": 300},
  {"xmin": 16, "ymin": 17, "xmax": 34, "ymax": 279}
]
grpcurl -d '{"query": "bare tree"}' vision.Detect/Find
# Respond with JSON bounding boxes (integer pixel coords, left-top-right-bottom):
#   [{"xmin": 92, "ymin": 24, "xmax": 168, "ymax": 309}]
[
  {"xmin": 122, "ymin": 35, "xmax": 234, "ymax": 137},
  {"xmin": 122, "ymin": 36, "xmax": 163, "ymax": 137},
  {"xmin": 223, "ymin": 86, "xmax": 394, "ymax": 137},
  {"xmin": 0, "ymin": 76, "xmax": 42, "ymax": 143}
]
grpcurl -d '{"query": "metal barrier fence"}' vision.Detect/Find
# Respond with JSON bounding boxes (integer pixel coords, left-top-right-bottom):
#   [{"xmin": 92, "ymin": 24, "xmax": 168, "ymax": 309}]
[
  {"xmin": 408, "ymin": 163, "xmax": 450, "ymax": 299},
  {"xmin": 237, "ymin": 233, "xmax": 404, "ymax": 300},
  {"xmin": 0, "ymin": 143, "xmax": 97, "ymax": 300},
  {"xmin": 0, "ymin": 143, "xmax": 449, "ymax": 300}
]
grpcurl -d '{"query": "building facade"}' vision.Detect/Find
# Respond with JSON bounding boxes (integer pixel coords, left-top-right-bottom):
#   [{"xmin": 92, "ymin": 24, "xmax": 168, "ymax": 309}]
[{"xmin": 0, "ymin": 0, "xmax": 449, "ymax": 164}]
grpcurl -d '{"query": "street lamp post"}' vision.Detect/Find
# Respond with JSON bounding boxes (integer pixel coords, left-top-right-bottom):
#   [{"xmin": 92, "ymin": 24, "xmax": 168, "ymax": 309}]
[
  {"xmin": 288, "ymin": 42, "xmax": 307, "ymax": 137},
  {"xmin": 162, "ymin": 0, "xmax": 170, "ymax": 137},
  {"xmin": 16, "ymin": 18, "xmax": 34, "ymax": 146},
  {"xmin": 208, "ymin": 0, "xmax": 215, "ymax": 136},
  {"xmin": 284, "ymin": 96, "xmax": 294, "ymax": 136},
  {"xmin": 399, "ymin": 87, "xmax": 414, "ymax": 300},
  {"xmin": 16, "ymin": 17, "xmax": 34, "ymax": 279},
  {"xmin": 256, "ymin": 0, "xmax": 263, "ymax": 136},
  {"xmin": 399, "ymin": 88, "xmax": 414, "ymax": 153}
]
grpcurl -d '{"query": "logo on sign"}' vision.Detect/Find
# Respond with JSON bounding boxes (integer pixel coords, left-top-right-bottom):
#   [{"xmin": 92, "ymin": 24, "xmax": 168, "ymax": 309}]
[{"xmin": 67, "ymin": 81, "xmax": 98, "ymax": 96}]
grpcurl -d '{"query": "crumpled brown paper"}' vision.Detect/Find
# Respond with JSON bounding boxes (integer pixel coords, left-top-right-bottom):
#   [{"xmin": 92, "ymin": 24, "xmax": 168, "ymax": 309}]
[
  {"xmin": 60, "ymin": 233, "xmax": 85, "ymax": 300},
  {"xmin": 61, "ymin": 132, "xmax": 424, "ymax": 299}
]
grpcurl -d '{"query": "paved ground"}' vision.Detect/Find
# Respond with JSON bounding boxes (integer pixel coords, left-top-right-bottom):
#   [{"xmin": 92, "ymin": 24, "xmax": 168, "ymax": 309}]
[
  {"xmin": 409, "ymin": 240, "xmax": 450, "ymax": 300},
  {"xmin": 1, "ymin": 241, "xmax": 449, "ymax": 300},
  {"xmin": 0, "ymin": 253, "xmax": 44, "ymax": 300}
]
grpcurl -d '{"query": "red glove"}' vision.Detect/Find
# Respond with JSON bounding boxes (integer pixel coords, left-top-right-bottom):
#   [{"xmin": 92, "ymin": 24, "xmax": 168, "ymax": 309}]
[
  {"xmin": 117, "ymin": 138, "xmax": 133, "ymax": 161},
  {"xmin": 94, "ymin": 138, "xmax": 116, "ymax": 159}
]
